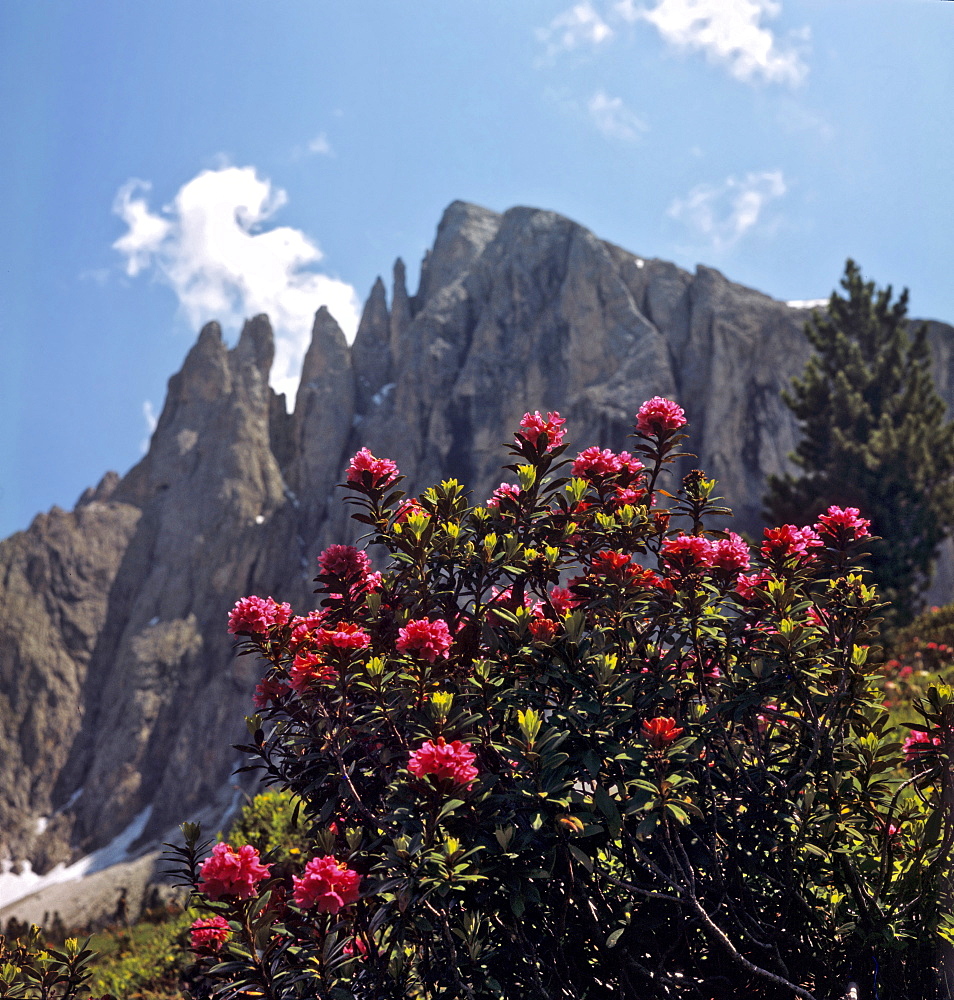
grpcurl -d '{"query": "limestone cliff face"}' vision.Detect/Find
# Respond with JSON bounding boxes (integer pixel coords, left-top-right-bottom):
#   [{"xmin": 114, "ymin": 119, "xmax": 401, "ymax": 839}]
[{"xmin": 3, "ymin": 200, "xmax": 953, "ymax": 873}]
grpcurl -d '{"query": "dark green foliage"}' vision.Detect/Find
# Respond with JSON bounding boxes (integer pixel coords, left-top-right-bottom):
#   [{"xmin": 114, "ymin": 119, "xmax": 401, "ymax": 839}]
[{"xmin": 765, "ymin": 259, "xmax": 954, "ymax": 625}]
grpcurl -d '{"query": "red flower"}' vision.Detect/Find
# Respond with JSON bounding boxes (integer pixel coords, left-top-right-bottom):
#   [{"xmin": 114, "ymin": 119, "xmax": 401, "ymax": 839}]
[
  {"xmin": 529, "ymin": 616, "xmax": 559, "ymax": 642},
  {"xmin": 347, "ymin": 447, "xmax": 399, "ymax": 488},
  {"xmin": 395, "ymin": 499, "xmax": 428, "ymax": 522},
  {"xmin": 517, "ymin": 411, "xmax": 566, "ymax": 451},
  {"xmin": 228, "ymin": 595, "xmax": 293, "ymax": 636},
  {"xmin": 408, "ymin": 737, "xmax": 479, "ymax": 788},
  {"xmin": 635, "ymin": 397, "xmax": 687, "ymax": 436},
  {"xmin": 292, "ymin": 856, "xmax": 361, "ymax": 913},
  {"xmin": 396, "ymin": 618, "xmax": 453, "ymax": 662},
  {"xmin": 190, "ymin": 915, "xmax": 231, "ymax": 952},
  {"xmin": 642, "ymin": 716, "xmax": 685, "ymax": 749},
  {"xmin": 199, "ymin": 843, "xmax": 271, "ymax": 901}
]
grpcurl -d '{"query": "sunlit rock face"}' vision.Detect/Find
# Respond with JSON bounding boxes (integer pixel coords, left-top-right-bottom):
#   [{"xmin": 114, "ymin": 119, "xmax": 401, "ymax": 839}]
[{"xmin": 3, "ymin": 199, "xmax": 952, "ymax": 875}]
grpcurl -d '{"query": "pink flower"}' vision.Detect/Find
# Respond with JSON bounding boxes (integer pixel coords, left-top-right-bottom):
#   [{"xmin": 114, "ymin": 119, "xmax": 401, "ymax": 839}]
[
  {"xmin": 735, "ymin": 568, "xmax": 771, "ymax": 601},
  {"xmin": 642, "ymin": 717, "xmax": 685, "ymax": 749},
  {"xmin": 517, "ymin": 411, "xmax": 566, "ymax": 451},
  {"xmin": 199, "ymin": 843, "xmax": 271, "ymax": 901},
  {"xmin": 253, "ymin": 675, "xmax": 289, "ymax": 708},
  {"xmin": 346, "ymin": 447, "xmax": 399, "ymax": 488},
  {"xmin": 318, "ymin": 544, "xmax": 372, "ymax": 580},
  {"xmin": 292, "ymin": 856, "xmax": 361, "ymax": 913},
  {"xmin": 761, "ymin": 524, "xmax": 823, "ymax": 561},
  {"xmin": 408, "ymin": 737, "xmax": 479, "ymax": 788},
  {"xmin": 486, "ymin": 482, "xmax": 522, "ymax": 509},
  {"xmin": 395, "ymin": 499, "xmax": 428, "ymax": 522},
  {"xmin": 814, "ymin": 505, "xmax": 871, "ymax": 541},
  {"xmin": 548, "ymin": 586, "xmax": 578, "ymax": 614},
  {"xmin": 316, "ymin": 622, "xmax": 371, "ymax": 651},
  {"xmin": 903, "ymin": 730, "xmax": 943, "ymax": 761},
  {"xmin": 711, "ymin": 532, "xmax": 751, "ymax": 573},
  {"xmin": 190, "ymin": 915, "xmax": 231, "ymax": 952},
  {"xmin": 572, "ymin": 447, "xmax": 624, "ymax": 480},
  {"xmin": 396, "ymin": 618, "xmax": 453, "ymax": 662},
  {"xmin": 228, "ymin": 596, "xmax": 293, "ymax": 636},
  {"xmin": 635, "ymin": 397, "xmax": 687, "ymax": 436},
  {"xmin": 288, "ymin": 652, "xmax": 338, "ymax": 694},
  {"xmin": 661, "ymin": 534, "xmax": 717, "ymax": 573}
]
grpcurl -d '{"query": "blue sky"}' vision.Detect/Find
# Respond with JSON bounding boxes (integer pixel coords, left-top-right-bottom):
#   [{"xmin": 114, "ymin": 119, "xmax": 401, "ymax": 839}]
[{"xmin": 1, "ymin": 0, "xmax": 951, "ymax": 539}]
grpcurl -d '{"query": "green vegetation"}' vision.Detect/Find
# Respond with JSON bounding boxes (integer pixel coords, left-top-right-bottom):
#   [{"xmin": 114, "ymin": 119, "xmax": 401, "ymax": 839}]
[{"xmin": 765, "ymin": 259, "xmax": 954, "ymax": 626}]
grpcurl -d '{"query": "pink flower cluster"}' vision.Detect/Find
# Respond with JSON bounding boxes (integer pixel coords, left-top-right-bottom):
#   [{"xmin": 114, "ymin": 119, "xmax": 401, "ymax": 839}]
[
  {"xmin": 319, "ymin": 544, "xmax": 372, "ymax": 579},
  {"xmin": 228, "ymin": 595, "xmax": 293, "ymax": 636},
  {"xmin": 711, "ymin": 532, "xmax": 751, "ymax": 573},
  {"xmin": 253, "ymin": 675, "xmax": 289, "ymax": 708},
  {"xmin": 199, "ymin": 843, "xmax": 271, "ymax": 900},
  {"xmin": 288, "ymin": 652, "xmax": 338, "ymax": 694},
  {"xmin": 517, "ymin": 411, "xmax": 566, "ymax": 451},
  {"xmin": 761, "ymin": 524, "xmax": 823, "ymax": 561},
  {"xmin": 486, "ymin": 482, "xmax": 522, "ymax": 509},
  {"xmin": 408, "ymin": 737, "xmax": 479, "ymax": 788},
  {"xmin": 814, "ymin": 505, "xmax": 871, "ymax": 541},
  {"xmin": 661, "ymin": 534, "xmax": 716, "ymax": 573},
  {"xmin": 903, "ymin": 730, "xmax": 943, "ymax": 761},
  {"xmin": 347, "ymin": 447, "xmax": 399, "ymax": 488},
  {"xmin": 292, "ymin": 855, "xmax": 361, "ymax": 913},
  {"xmin": 396, "ymin": 618, "xmax": 453, "ymax": 662},
  {"xmin": 317, "ymin": 545, "xmax": 382, "ymax": 600},
  {"xmin": 316, "ymin": 622, "xmax": 371, "ymax": 651},
  {"xmin": 548, "ymin": 585, "xmax": 578, "ymax": 614},
  {"xmin": 189, "ymin": 915, "xmax": 231, "ymax": 952},
  {"xmin": 571, "ymin": 447, "xmax": 643, "ymax": 481},
  {"xmin": 635, "ymin": 397, "xmax": 687, "ymax": 437}
]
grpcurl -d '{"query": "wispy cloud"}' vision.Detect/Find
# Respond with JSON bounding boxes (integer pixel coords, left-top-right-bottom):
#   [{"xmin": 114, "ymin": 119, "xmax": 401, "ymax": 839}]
[
  {"xmin": 588, "ymin": 91, "xmax": 648, "ymax": 142},
  {"xmin": 113, "ymin": 166, "xmax": 361, "ymax": 404},
  {"xmin": 668, "ymin": 170, "xmax": 787, "ymax": 251},
  {"xmin": 141, "ymin": 400, "xmax": 158, "ymax": 453},
  {"xmin": 537, "ymin": 2, "xmax": 614, "ymax": 61},
  {"xmin": 307, "ymin": 132, "xmax": 333, "ymax": 156},
  {"xmin": 618, "ymin": 0, "xmax": 807, "ymax": 86}
]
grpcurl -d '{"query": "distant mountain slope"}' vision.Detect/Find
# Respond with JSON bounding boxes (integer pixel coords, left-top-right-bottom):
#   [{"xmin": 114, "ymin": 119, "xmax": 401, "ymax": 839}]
[{"xmin": 3, "ymin": 199, "xmax": 953, "ymax": 877}]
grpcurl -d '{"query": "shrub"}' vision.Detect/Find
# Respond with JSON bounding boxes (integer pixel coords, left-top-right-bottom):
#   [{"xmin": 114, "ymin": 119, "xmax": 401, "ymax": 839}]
[{"xmin": 168, "ymin": 401, "xmax": 954, "ymax": 999}]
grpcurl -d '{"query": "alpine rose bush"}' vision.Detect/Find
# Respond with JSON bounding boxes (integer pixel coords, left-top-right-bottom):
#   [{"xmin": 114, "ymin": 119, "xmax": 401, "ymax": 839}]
[
  {"xmin": 167, "ymin": 397, "xmax": 954, "ymax": 1000},
  {"xmin": 190, "ymin": 915, "xmax": 232, "ymax": 952}
]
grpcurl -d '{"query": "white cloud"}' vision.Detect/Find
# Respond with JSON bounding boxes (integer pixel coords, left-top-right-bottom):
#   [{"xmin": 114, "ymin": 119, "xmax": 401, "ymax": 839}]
[
  {"xmin": 141, "ymin": 400, "xmax": 157, "ymax": 454},
  {"xmin": 307, "ymin": 132, "xmax": 333, "ymax": 156},
  {"xmin": 537, "ymin": 2, "xmax": 614, "ymax": 61},
  {"xmin": 668, "ymin": 170, "xmax": 787, "ymax": 251},
  {"xmin": 628, "ymin": 0, "xmax": 808, "ymax": 86},
  {"xmin": 113, "ymin": 166, "xmax": 361, "ymax": 405},
  {"xmin": 588, "ymin": 91, "xmax": 647, "ymax": 142}
]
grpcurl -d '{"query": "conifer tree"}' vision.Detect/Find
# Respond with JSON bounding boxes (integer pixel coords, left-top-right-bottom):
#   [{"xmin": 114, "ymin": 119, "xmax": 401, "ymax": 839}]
[{"xmin": 765, "ymin": 259, "xmax": 954, "ymax": 625}]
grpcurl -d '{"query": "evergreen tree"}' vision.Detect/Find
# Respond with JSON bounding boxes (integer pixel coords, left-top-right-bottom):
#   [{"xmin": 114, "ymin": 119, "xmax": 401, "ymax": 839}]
[{"xmin": 765, "ymin": 259, "xmax": 954, "ymax": 625}]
